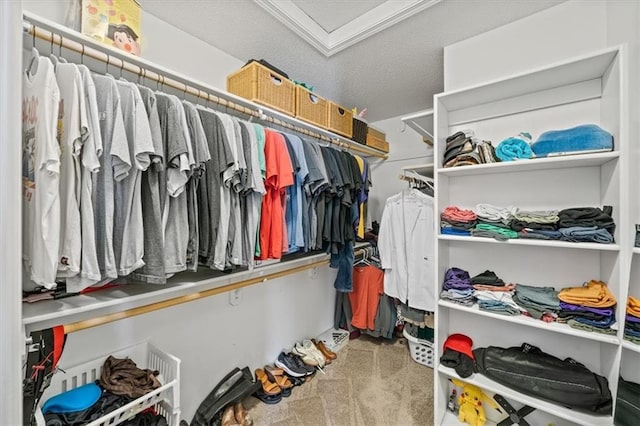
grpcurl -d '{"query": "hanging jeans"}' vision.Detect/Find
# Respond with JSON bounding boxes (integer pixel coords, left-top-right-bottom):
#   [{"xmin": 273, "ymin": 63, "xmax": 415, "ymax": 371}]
[{"xmin": 330, "ymin": 242, "xmax": 354, "ymax": 292}]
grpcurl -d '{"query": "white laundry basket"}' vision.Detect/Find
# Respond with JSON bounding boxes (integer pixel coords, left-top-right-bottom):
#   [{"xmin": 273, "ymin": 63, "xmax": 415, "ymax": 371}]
[
  {"xmin": 36, "ymin": 341, "xmax": 180, "ymax": 426},
  {"xmin": 403, "ymin": 327, "xmax": 435, "ymax": 368}
]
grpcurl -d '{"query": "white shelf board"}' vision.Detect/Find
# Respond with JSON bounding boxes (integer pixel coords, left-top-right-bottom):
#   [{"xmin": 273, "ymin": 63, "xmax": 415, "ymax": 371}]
[
  {"xmin": 438, "ymin": 234, "xmax": 620, "ymax": 252},
  {"xmin": 435, "ymin": 47, "xmax": 618, "ymax": 112},
  {"xmin": 633, "ymin": 247, "xmax": 640, "ymax": 255},
  {"xmin": 22, "ymin": 251, "xmax": 331, "ymax": 332},
  {"xmin": 438, "ymin": 366, "xmax": 614, "ymax": 426},
  {"xmin": 439, "ymin": 300, "xmax": 620, "ymax": 345},
  {"xmin": 442, "ymin": 411, "xmax": 498, "ymax": 426},
  {"xmin": 436, "ymin": 151, "xmax": 619, "ymax": 177},
  {"xmin": 402, "ymin": 163, "xmax": 434, "ymax": 176},
  {"xmin": 401, "ymin": 108, "xmax": 434, "ymax": 142},
  {"xmin": 622, "ymin": 339, "xmax": 640, "ymax": 354}
]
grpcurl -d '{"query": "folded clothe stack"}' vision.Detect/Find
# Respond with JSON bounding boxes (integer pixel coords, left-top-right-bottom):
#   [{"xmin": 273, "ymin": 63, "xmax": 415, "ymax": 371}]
[
  {"xmin": 513, "ymin": 284, "xmax": 561, "ymax": 320},
  {"xmin": 471, "ymin": 223, "xmax": 518, "ymax": 240},
  {"xmin": 475, "ymin": 291, "xmax": 524, "ymax": 316},
  {"xmin": 475, "ymin": 203, "xmax": 514, "ymax": 227},
  {"xmin": 558, "ymin": 280, "xmax": 616, "ymax": 308},
  {"xmin": 476, "ymin": 140, "xmax": 500, "ymax": 164},
  {"xmin": 441, "ymin": 267, "xmax": 474, "ymax": 305},
  {"xmin": 557, "ymin": 206, "xmax": 615, "ymax": 243},
  {"xmin": 557, "ymin": 280, "xmax": 617, "ymax": 334},
  {"xmin": 518, "ymin": 229, "xmax": 562, "ymax": 240},
  {"xmin": 441, "ymin": 206, "xmax": 477, "ymax": 236},
  {"xmin": 495, "ymin": 132, "xmax": 533, "ymax": 161},
  {"xmin": 625, "ymin": 296, "xmax": 640, "ymax": 344},
  {"xmin": 509, "ymin": 208, "xmax": 560, "ymax": 232},
  {"xmin": 443, "ymin": 131, "xmax": 500, "ymax": 168},
  {"xmin": 441, "ymin": 288, "xmax": 475, "ymax": 306},
  {"xmin": 558, "ymin": 302, "xmax": 617, "ymax": 335},
  {"xmin": 443, "ymin": 131, "xmax": 476, "ymax": 168}
]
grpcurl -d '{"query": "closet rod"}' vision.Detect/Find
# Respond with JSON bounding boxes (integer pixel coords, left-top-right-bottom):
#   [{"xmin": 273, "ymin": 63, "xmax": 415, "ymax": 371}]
[
  {"xmin": 62, "ymin": 259, "xmax": 331, "ymax": 334},
  {"xmin": 22, "ymin": 12, "xmax": 387, "ymax": 159}
]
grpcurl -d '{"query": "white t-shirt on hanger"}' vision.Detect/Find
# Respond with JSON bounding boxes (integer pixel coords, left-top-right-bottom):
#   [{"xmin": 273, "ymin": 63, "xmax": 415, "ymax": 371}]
[
  {"xmin": 52, "ymin": 60, "xmax": 84, "ymax": 279},
  {"xmin": 66, "ymin": 65, "xmax": 103, "ymax": 291},
  {"xmin": 22, "ymin": 52, "xmax": 61, "ymax": 290}
]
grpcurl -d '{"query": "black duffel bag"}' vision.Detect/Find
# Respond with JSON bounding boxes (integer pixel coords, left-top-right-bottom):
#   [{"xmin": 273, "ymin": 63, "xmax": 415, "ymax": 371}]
[
  {"xmin": 615, "ymin": 377, "xmax": 640, "ymax": 426},
  {"xmin": 473, "ymin": 343, "xmax": 612, "ymax": 415}
]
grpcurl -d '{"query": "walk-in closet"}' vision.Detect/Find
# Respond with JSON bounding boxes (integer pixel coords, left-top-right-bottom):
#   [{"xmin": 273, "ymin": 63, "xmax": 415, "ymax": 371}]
[{"xmin": 2, "ymin": 1, "xmax": 639, "ymax": 425}]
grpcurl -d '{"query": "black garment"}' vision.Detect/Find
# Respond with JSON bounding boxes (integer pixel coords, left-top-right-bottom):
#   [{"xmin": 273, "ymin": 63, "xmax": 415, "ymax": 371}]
[
  {"xmin": 558, "ymin": 206, "xmax": 615, "ymax": 235},
  {"xmin": 557, "ymin": 311, "xmax": 608, "ymax": 321},
  {"xmin": 471, "ymin": 270, "xmax": 505, "ymax": 286},
  {"xmin": 509, "ymin": 219, "xmax": 558, "ymax": 232}
]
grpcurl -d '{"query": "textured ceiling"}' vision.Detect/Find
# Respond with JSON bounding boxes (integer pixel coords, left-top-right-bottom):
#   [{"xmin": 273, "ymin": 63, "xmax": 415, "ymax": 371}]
[
  {"xmin": 292, "ymin": 0, "xmax": 387, "ymax": 33},
  {"xmin": 138, "ymin": 0, "xmax": 565, "ymax": 122}
]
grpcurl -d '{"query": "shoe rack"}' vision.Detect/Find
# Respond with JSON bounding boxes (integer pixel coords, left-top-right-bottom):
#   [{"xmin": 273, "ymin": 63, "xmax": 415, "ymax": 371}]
[{"xmin": 433, "ymin": 45, "xmax": 630, "ymax": 426}]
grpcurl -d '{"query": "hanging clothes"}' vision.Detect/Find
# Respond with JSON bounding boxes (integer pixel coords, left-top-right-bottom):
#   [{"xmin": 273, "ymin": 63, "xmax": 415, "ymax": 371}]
[
  {"xmin": 378, "ymin": 188, "xmax": 435, "ymax": 311},
  {"xmin": 130, "ymin": 85, "xmax": 166, "ymax": 284},
  {"xmin": 65, "ymin": 64, "xmax": 102, "ymax": 291},
  {"xmin": 22, "ymin": 52, "xmax": 61, "ymax": 290}
]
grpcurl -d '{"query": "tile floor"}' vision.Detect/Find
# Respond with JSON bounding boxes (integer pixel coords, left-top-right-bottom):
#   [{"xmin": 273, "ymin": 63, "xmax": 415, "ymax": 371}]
[{"xmin": 245, "ymin": 334, "xmax": 434, "ymax": 425}]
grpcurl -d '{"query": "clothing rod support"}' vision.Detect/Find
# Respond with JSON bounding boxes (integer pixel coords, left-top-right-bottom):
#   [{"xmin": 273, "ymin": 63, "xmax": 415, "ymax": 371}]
[{"xmin": 22, "ymin": 13, "xmax": 387, "ymax": 159}]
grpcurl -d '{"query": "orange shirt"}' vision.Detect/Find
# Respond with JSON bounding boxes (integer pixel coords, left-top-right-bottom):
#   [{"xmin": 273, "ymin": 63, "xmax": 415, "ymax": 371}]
[
  {"xmin": 350, "ymin": 265, "xmax": 384, "ymax": 330},
  {"xmin": 258, "ymin": 130, "xmax": 294, "ymax": 260}
]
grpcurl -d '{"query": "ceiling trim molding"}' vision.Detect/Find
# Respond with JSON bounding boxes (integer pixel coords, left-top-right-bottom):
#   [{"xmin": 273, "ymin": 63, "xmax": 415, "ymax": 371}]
[{"xmin": 254, "ymin": 0, "xmax": 442, "ymax": 57}]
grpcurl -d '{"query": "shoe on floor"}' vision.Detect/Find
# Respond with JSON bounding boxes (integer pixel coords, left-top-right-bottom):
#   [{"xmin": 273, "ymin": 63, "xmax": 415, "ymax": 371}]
[
  {"xmin": 293, "ymin": 339, "xmax": 326, "ymax": 367},
  {"xmin": 312, "ymin": 338, "xmax": 337, "ymax": 361},
  {"xmin": 253, "ymin": 388, "xmax": 282, "ymax": 405},
  {"xmin": 289, "ymin": 352, "xmax": 316, "ymax": 376},
  {"xmin": 275, "ymin": 352, "xmax": 308, "ymax": 377}
]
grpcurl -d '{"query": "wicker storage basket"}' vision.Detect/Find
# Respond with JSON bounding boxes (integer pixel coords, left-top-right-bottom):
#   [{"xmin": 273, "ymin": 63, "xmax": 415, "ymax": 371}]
[
  {"xmin": 327, "ymin": 101, "xmax": 353, "ymax": 138},
  {"xmin": 227, "ymin": 62, "xmax": 295, "ymax": 116},
  {"xmin": 352, "ymin": 117, "xmax": 368, "ymax": 145},
  {"xmin": 295, "ymin": 86, "xmax": 328, "ymax": 128},
  {"xmin": 366, "ymin": 126, "xmax": 390, "ymax": 152}
]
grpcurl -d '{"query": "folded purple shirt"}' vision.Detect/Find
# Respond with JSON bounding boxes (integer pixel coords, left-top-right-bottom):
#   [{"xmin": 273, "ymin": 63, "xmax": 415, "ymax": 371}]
[
  {"xmin": 626, "ymin": 314, "xmax": 640, "ymax": 323},
  {"xmin": 560, "ymin": 301, "xmax": 614, "ymax": 317},
  {"xmin": 442, "ymin": 267, "xmax": 472, "ymax": 290}
]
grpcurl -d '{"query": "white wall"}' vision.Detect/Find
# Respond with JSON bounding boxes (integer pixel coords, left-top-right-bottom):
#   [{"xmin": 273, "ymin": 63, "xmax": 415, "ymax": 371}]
[
  {"xmin": 444, "ymin": 0, "xmax": 608, "ymax": 91},
  {"xmin": 367, "ymin": 116, "xmax": 433, "ymax": 222},
  {"xmin": 20, "ymin": 1, "xmax": 338, "ymax": 421}
]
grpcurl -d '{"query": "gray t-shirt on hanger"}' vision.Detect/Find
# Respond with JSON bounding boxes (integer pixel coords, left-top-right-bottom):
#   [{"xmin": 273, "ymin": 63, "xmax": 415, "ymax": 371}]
[
  {"xmin": 130, "ymin": 85, "xmax": 166, "ymax": 284},
  {"xmin": 183, "ymin": 100, "xmax": 211, "ymax": 271},
  {"xmin": 91, "ymin": 73, "xmax": 131, "ymax": 282},
  {"xmin": 114, "ymin": 80, "xmax": 154, "ymax": 276},
  {"xmin": 196, "ymin": 106, "xmax": 235, "ymax": 269},
  {"xmin": 301, "ymin": 139, "xmax": 327, "ymax": 252},
  {"xmin": 156, "ymin": 93, "xmax": 191, "ymax": 275}
]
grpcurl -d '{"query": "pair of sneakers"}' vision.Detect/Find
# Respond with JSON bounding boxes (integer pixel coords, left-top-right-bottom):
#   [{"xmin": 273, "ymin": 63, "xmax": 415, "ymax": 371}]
[
  {"xmin": 292, "ymin": 339, "xmax": 326, "ymax": 368},
  {"xmin": 275, "ymin": 351, "xmax": 315, "ymax": 378}
]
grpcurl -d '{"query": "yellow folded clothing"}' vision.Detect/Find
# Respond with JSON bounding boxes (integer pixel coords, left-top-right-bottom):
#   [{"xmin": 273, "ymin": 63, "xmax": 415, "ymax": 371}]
[
  {"xmin": 627, "ymin": 296, "xmax": 640, "ymax": 317},
  {"xmin": 558, "ymin": 280, "xmax": 616, "ymax": 308}
]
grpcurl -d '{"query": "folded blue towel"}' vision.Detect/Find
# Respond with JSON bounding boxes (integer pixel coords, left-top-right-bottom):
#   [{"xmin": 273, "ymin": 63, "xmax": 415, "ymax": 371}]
[
  {"xmin": 531, "ymin": 124, "xmax": 613, "ymax": 157},
  {"xmin": 495, "ymin": 132, "xmax": 533, "ymax": 161}
]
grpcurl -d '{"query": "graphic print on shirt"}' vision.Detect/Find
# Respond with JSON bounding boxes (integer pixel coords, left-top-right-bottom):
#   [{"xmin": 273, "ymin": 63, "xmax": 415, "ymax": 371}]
[{"xmin": 22, "ymin": 97, "xmax": 38, "ymax": 201}]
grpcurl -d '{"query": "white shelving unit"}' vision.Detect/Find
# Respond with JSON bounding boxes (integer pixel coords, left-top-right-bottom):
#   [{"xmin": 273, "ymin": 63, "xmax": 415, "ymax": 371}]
[{"xmin": 433, "ymin": 46, "xmax": 629, "ymax": 426}]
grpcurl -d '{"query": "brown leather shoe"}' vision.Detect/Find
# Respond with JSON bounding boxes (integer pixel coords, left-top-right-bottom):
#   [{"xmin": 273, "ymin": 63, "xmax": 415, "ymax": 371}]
[
  {"xmin": 234, "ymin": 401, "xmax": 253, "ymax": 426},
  {"xmin": 222, "ymin": 405, "xmax": 239, "ymax": 426},
  {"xmin": 312, "ymin": 338, "xmax": 337, "ymax": 361}
]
